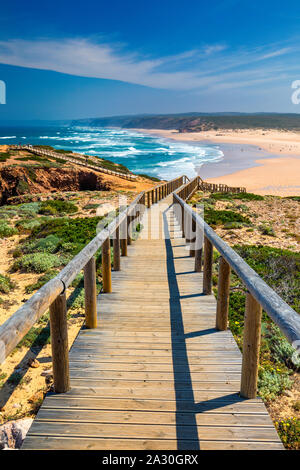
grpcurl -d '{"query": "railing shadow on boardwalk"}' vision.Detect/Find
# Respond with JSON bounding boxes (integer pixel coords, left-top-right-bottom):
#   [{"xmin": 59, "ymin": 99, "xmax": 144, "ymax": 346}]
[{"xmin": 162, "ymin": 205, "xmax": 247, "ymax": 450}]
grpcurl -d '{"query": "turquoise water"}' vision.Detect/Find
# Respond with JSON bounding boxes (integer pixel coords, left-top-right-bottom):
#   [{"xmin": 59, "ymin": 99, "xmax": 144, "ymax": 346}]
[{"xmin": 0, "ymin": 126, "xmax": 224, "ymax": 179}]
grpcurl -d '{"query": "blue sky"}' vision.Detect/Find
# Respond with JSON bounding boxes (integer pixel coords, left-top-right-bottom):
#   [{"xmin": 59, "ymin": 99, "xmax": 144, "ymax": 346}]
[{"xmin": 0, "ymin": 0, "xmax": 300, "ymax": 120}]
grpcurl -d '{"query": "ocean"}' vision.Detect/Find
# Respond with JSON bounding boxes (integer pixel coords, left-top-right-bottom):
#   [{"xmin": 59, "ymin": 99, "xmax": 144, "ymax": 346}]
[{"xmin": 0, "ymin": 125, "xmax": 224, "ymax": 179}]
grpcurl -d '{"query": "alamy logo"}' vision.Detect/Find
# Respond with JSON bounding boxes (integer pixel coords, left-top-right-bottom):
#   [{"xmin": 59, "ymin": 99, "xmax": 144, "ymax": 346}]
[
  {"xmin": 0, "ymin": 80, "xmax": 6, "ymax": 104},
  {"xmin": 291, "ymin": 80, "xmax": 300, "ymax": 105}
]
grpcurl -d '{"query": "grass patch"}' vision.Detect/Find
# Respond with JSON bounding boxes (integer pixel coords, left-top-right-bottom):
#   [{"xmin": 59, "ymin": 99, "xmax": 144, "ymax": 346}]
[{"xmin": 0, "ymin": 273, "xmax": 15, "ymax": 294}]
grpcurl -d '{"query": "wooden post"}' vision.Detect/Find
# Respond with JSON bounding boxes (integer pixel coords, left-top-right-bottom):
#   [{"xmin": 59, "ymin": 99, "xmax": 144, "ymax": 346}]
[
  {"xmin": 203, "ymin": 236, "xmax": 213, "ymax": 295},
  {"xmin": 121, "ymin": 237, "xmax": 127, "ymax": 257},
  {"xmin": 49, "ymin": 292, "xmax": 70, "ymax": 393},
  {"xmin": 127, "ymin": 215, "xmax": 132, "ymax": 245},
  {"xmin": 189, "ymin": 213, "xmax": 196, "ymax": 257},
  {"xmin": 113, "ymin": 226, "xmax": 121, "ymax": 271},
  {"xmin": 181, "ymin": 205, "xmax": 185, "ymax": 238},
  {"xmin": 84, "ymin": 257, "xmax": 97, "ymax": 329},
  {"xmin": 102, "ymin": 237, "xmax": 112, "ymax": 293},
  {"xmin": 147, "ymin": 192, "xmax": 151, "ymax": 208},
  {"xmin": 195, "ymin": 247, "xmax": 202, "ymax": 272},
  {"xmin": 216, "ymin": 257, "xmax": 230, "ymax": 330},
  {"xmin": 194, "ymin": 222, "xmax": 203, "ymax": 272},
  {"xmin": 240, "ymin": 293, "xmax": 262, "ymax": 399}
]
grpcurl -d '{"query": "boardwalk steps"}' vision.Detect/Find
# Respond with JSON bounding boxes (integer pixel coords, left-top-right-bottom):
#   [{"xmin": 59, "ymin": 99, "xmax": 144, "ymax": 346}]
[{"xmin": 22, "ymin": 195, "xmax": 283, "ymax": 450}]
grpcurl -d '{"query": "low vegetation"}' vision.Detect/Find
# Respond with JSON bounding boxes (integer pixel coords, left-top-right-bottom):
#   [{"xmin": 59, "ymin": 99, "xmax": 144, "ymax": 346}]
[
  {"xmin": 0, "ymin": 274, "xmax": 15, "ymax": 294},
  {"xmin": 0, "ymin": 220, "xmax": 17, "ymax": 238},
  {"xmin": 38, "ymin": 200, "xmax": 78, "ymax": 215},
  {"xmin": 205, "ymin": 209, "xmax": 251, "ymax": 227},
  {"xmin": 210, "ymin": 191, "xmax": 264, "ymax": 201},
  {"xmin": 275, "ymin": 418, "xmax": 300, "ymax": 450}
]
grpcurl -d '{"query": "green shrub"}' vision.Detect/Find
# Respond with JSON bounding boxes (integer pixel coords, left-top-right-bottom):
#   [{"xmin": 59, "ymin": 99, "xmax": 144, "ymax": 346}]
[
  {"xmin": 17, "ymin": 202, "xmax": 41, "ymax": 217},
  {"xmin": 258, "ymin": 368, "xmax": 292, "ymax": 401},
  {"xmin": 0, "ymin": 221, "xmax": 18, "ymax": 238},
  {"xmin": 264, "ymin": 324, "xmax": 299, "ymax": 371},
  {"xmin": 31, "ymin": 216, "xmax": 102, "ymax": 255},
  {"xmin": 275, "ymin": 418, "xmax": 300, "ymax": 449},
  {"xmin": 16, "ymin": 218, "xmax": 45, "ymax": 233},
  {"xmin": 23, "ymin": 235, "xmax": 60, "ymax": 254},
  {"xmin": 0, "ymin": 274, "xmax": 15, "ymax": 294},
  {"xmin": 13, "ymin": 253, "xmax": 63, "ymax": 273},
  {"xmin": 233, "ymin": 245, "xmax": 300, "ymax": 312},
  {"xmin": 38, "ymin": 200, "xmax": 78, "ymax": 215},
  {"xmin": 210, "ymin": 192, "xmax": 264, "ymax": 201},
  {"xmin": 259, "ymin": 224, "xmax": 276, "ymax": 237},
  {"xmin": 205, "ymin": 209, "xmax": 251, "ymax": 227}
]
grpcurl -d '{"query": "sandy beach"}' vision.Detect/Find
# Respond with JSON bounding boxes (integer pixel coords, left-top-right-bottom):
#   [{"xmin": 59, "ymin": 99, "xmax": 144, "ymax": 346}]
[{"xmin": 133, "ymin": 128, "xmax": 300, "ymax": 196}]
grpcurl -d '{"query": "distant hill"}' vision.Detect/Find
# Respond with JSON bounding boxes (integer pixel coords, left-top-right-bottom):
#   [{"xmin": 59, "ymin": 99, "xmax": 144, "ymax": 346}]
[{"xmin": 72, "ymin": 113, "xmax": 300, "ymax": 132}]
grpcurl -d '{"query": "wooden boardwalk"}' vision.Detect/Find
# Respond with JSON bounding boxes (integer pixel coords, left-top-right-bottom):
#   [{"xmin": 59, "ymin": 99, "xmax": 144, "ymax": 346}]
[{"xmin": 22, "ymin": 196, "xmax": 283, "ymax": 450}]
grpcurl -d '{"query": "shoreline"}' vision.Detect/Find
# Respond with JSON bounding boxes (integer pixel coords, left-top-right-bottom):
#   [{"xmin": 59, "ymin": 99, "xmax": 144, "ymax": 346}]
[{"xmin": 131, "ymin": 128, "xmax": 300, "ymax": 196}]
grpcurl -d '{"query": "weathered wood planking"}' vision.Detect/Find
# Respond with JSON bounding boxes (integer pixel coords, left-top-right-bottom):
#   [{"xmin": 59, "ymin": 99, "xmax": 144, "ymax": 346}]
[{"xmin": 22, "ymin": 196, "xmax": 283, "ymax": 450}]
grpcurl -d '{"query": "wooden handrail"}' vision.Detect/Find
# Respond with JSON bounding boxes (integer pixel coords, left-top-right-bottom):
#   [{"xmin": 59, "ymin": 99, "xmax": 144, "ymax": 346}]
[
  {"xmin": 173, "ymin": 178, "xmax": 300, "ymax": 398},
  {"xmin": 0, "ymin": 175, "xmax": 185, "ymax": 392}
]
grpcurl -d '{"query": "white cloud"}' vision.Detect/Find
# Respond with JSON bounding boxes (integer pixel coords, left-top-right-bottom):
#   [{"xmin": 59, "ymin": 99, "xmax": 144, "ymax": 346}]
[{"xmin": 0, "ymin": 37, "xmax": 298, "ymax": 92}]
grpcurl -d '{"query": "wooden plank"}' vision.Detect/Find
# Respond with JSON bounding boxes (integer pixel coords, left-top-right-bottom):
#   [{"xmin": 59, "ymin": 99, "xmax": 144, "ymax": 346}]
[
  {"xmin": 40, "ymin": 396, "xmax": 269, "ymax": 414},
  {"xmin": 69, "ymin": 370, "xmax": 241, "ymax": 382},
  {"xmin": 25, "ymin": 421, "xmax": 280, "ymax": 441},
  {"xmin": 22, "ymin": 436, "xmax": 283, "ymax": 450},
  {"xmin": 69, "ymin": 356, "xmax": 243, "ymax": 365},
  {"xmin": 69, "ymin": 362, "xmax": 242, "ymax": 372},
  {"xmin": 35, "ymin": 409, "xmax": 273, "ymax": 427}
]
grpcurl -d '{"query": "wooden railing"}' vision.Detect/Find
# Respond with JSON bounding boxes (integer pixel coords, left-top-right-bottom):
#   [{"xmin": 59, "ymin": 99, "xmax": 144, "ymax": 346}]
[
  {"xmin": 173, "ymin": 177, "xmax": 300, "ymax": 399},
  {"xmin": 0, "ymin": 175, "xmax": 187, "ymax": 392},
  {"xmin": 11, "ymin": 145, "xmax": 138, "ymax": 181},
  {"xmin": 2, "ymin": 172, "xmax": 298, "ymax": 399},
  {"xmin": 197, "ymin": 176, "xmax": 246, "ymax": 193}
]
